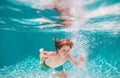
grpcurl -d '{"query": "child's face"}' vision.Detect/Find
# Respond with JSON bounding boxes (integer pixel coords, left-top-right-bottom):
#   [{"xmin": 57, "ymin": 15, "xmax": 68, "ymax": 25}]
[{"xmin": 58, "ymin": 45, "xmax": 71, "ymax": 57}]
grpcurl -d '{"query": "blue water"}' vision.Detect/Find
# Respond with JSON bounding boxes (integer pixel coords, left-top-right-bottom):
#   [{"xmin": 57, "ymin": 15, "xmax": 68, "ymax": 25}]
[{"xmin": 0, "ymin": 0, "xmax": 120, "ymax": 78}]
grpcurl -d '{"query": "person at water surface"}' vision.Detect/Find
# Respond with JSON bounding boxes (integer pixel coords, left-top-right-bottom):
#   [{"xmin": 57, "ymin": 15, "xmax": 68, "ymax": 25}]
[
  {"xmin": 39, "ymin": 0, "xmax": 72, "ymax": 28},
  {"xmin": 40, "ymin": 0, "xmax": 71, "ymax": 15},
  {"xmin": 39, "ymin": 38, "xmax": 85, "ymax": 78}
]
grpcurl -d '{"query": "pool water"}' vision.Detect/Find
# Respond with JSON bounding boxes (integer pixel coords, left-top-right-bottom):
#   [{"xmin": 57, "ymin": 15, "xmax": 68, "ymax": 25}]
[{"xmin": 0, "ymin": 0, "xmax": 120, "ymax": 78}]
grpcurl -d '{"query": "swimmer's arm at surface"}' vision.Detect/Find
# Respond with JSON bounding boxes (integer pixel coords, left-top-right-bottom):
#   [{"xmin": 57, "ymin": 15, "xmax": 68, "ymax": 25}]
[
  {"xmin": 40, "ymin": 18, "xmax": 54, "ymax": 23},
  {"xmin": 39, "ymin": 24, "xmax": 63, "ymax": 29},
  {"xmin": 67, "ymin": 55, "xmax": 85, "ymax": 67}
]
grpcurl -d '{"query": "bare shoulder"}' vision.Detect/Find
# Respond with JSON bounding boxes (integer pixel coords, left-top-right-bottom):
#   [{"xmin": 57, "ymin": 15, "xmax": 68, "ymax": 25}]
[
  {"xmin": 49, "ymin": 52, "xmax": 57, "ymax": 56},
  {"xmin": 41, "ymin": 51, "xmax": 56, "ymax": 55},
  {"xmin": 40, "ymin": 51, "xmax": 52, "ymax": 55}
]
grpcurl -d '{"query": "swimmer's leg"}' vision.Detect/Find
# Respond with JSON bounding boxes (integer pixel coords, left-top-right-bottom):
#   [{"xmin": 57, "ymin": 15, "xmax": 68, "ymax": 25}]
[{"xmin": 52, "ymin": 69, "xmax": 67, "ymax": 78}]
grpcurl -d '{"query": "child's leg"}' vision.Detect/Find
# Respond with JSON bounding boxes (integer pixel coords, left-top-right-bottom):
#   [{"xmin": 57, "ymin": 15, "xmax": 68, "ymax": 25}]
[{"xmin": 52, "ymin": 69, "xmax": 67, "ymax": 78}]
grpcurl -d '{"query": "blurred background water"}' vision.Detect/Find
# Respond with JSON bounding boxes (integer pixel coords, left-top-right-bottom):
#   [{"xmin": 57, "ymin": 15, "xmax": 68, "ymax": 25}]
[{"xmin": 0, "ymin": 0, "xmax": 120, "ymax": 78}]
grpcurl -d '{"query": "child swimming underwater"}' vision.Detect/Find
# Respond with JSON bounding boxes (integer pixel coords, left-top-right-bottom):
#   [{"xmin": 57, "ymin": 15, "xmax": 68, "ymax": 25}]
[{"xmin": 39, "ymin": 38, "xmax": 85, "ymax": 78}]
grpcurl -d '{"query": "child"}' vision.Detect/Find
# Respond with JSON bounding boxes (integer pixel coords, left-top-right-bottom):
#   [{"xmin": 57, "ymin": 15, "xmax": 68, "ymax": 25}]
[{"xmin": 39, "ymin": 38, "xmax": 85, "ymax": 78}]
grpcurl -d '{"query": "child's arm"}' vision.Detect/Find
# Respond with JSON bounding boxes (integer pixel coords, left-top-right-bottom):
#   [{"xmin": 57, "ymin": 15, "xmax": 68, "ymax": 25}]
[
  {"xmin": 67, "ymin": 54, "xmax": 85, "ymax": 67},
  {"xmin": 39, "ymin": 48, "xmax": 47, "ymax": 53},
  {"xmin": 39, "ymin": 48, "xmax": 53, "ymax": 55},
  {"xmin": 39, "ymin": 48, "xmax": 53, "ymax": 62}
]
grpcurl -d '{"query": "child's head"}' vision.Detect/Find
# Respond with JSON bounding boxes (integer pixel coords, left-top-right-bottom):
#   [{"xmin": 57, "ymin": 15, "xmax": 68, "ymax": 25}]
[{"xmin": 54, "ymin": 38, "xmax": 73, "ymax": 56}]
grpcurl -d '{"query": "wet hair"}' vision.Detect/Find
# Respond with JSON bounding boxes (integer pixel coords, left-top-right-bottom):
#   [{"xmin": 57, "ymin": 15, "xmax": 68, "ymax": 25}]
[{"xmin": 54, "ymin": 38, "xmax": 73, "ymax": 51}]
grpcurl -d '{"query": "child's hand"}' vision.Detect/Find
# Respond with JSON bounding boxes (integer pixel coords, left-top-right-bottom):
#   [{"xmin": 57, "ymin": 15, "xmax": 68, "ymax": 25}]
[
  {"xmin": 39, "ymin": 48, "xmax": 43, "ymax": 52},
  {"xmin": 79, "ymin": 55, "xmax": 85, "ymax": 62},
  {"xmin": 40, "ymin": 54, "xmax": 48, "ymax": 61}
]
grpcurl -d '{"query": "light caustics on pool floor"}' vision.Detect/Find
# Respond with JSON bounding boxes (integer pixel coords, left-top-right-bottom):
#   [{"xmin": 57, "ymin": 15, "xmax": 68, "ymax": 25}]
[{"xmin": 0, "ymin": 54, "xmax": 120, "ymax": 78}]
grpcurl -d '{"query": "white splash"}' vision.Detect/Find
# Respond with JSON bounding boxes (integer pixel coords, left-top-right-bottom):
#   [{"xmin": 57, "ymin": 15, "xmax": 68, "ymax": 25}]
[{"xmin": 87, "ymin": 3, "xmax": 120, "ymax": 18}]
